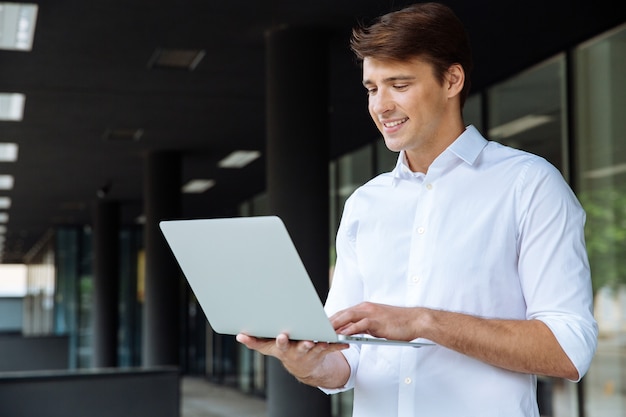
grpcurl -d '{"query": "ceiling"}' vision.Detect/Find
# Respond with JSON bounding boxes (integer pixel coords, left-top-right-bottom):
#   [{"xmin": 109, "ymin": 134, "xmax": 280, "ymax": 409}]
[{"xmin": 0, "ymin": 0, "xmax": 624, "ymax": 263}]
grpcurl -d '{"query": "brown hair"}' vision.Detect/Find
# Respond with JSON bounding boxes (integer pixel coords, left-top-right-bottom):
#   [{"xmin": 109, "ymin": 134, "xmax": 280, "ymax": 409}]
[{"xmin": 350, "ymin": 2, "xmax": 473, "ymax": 107}]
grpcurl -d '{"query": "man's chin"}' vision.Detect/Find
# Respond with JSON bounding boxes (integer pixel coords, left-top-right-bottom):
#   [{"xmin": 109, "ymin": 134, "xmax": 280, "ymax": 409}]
[{"xmin": 382, "ymin": 137, "xmax": 403, "ymax": 153}]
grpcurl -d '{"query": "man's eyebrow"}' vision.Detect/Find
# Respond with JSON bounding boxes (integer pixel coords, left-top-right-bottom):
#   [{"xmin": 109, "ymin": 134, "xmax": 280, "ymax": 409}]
[{"xmin": 362, "ymin": 75, "xmax": 416, "ymax": 86}]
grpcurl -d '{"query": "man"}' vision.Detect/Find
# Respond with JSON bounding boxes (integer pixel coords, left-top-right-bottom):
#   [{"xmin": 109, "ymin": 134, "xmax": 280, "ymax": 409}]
[{"xmin": 238, "ymin": 2, "xmax": 597, "ymax": 416}]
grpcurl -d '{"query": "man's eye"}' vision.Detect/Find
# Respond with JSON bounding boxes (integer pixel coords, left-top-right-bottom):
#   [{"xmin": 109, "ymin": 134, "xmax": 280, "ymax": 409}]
[
  {"xmin": 366, "ymin": 88, "xmax": 377, "ymax": 96},
  {"xmin": 394, "ymin": 84, "xmax": 408, "ymax": 90}
]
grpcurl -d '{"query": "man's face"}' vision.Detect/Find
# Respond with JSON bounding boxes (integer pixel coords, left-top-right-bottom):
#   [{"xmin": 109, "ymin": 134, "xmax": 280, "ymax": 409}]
[{"xmin": 362, "ymin": 57, "xmax": 451, "ymax": 158}]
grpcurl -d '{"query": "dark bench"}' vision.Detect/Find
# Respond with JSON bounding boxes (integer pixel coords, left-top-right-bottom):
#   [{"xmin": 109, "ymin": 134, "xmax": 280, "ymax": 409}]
[
  {"xmin": 0, "ymin": 334, "xmax": 69, "ymax": 371},
  {"xmin": 0, "ymin": 367, "xmax": 180, "ymax": 417}
]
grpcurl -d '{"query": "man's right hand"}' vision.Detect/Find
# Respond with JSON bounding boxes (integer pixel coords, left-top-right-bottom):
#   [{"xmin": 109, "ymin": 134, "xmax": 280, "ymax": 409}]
[{"xmin": 236, "ymin": 332, "xmax": 350, "ymax": 388}]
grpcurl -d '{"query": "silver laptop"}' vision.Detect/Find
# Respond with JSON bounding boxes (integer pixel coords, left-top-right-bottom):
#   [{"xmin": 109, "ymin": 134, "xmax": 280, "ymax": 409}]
[{"xmin": 160, "ymin": 216, "xmax": 432, "ymax": 348}]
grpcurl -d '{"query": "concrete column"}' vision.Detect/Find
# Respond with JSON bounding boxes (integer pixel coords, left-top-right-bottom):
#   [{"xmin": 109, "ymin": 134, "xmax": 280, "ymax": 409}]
[
  {"xmin": 266, "ymin": 26, "xmax": 331, "ymax": 417},
  {"xmin": 93, "ymin": 199, "xmax": 120, "ymax": 368},
  {"xmin": 142, "ymin": 151, "xmax": 181, "ymax": 367}
]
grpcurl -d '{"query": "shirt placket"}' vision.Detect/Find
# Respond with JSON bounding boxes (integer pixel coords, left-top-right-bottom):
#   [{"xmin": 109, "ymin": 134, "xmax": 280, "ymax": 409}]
[
  {"xmin": 398, "ymin": 347, "xmax": 418, "ymax": 417},
  {"xmin": 397, "ymin": 173, "xmax": 434, "ymax": 417},
  {"xmin": 405, "ymin": 173, "xmax": 434, "ymax": 308}
]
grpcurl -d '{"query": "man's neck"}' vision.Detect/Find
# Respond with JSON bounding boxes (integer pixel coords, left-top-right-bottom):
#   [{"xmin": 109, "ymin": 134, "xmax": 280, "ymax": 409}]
[{"xmin": 405, "ymin": 121, "xmax": 465, "ymax": 173}]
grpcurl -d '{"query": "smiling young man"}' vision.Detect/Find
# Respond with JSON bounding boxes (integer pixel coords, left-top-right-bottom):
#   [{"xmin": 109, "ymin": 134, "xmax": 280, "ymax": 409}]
[
  {"xmin": 363, "ymin": 56, "xmax": 465, "ymax": 173},
  {"xmin": 237, "ymin": 2, "xmax": 598, "ymax": 416}
]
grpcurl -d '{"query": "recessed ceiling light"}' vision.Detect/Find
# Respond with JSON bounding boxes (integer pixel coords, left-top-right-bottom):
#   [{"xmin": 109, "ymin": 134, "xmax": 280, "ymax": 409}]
[
  {"xmin": 0, "ymin": 3, "xmax": 38, "ymax": 51},
  {"xmin": 0, "ymin": 225, "xmax": 6, "ymax": 233},
  {"xmin": 147, "ymin": 48, "xmax": 205, "ymax": 70},
  {"xmin": 182, "ymin": 179, "xmax": 216, "ymax": 194},
  {"xmin": 0, "ymin": 143, "xmax": 18, "ymax": 162},
  {"xmin": 0, "ymin": 93, "xmax": 25, "ymax": 121},
  {"xmin": 0, "ymin": 197, "xmax": 10, "ymax": 209},
  {"xmin": 0, "ymin": 212, "xmax": 8, "ymax": 223},
  {"xmin": 0, "ymin": 175, "xmax": 14, "ymax": 190},
  {"xmin": 218, "ymin": 150, "xmax": 261, "ymax": 169}
]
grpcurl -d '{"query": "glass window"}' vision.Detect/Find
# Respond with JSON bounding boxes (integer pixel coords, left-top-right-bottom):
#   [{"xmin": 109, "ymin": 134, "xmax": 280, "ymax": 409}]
[
  {"xmin": 575, "ymin": 23, "xmax": 626, "ymax": 417},
  {"xmin": 375, "ymin": 138, "xmax": 397, "ymax": 174},
  {"xmin": 23, "ymin": 235, "xmax": 55, "ymax": 336},
  {"xmin": 118, "ymin": 226, "xmax": 143, "ymax": 367},
  {"xmin": 463, "ymin": 93, "xmax": 483, "ymax": 133},
  {"xmin": 53, "ymin": 226, "xmax": 93, "ymax": 368},
  {"xmin": 336, "ymin": 144, "xmax": 374, "ymax": 215},
  {"xmin": 487, "ymin": 55, "xmax": 568, "ymax": 174},
  {"xmin": 330, "ymin": 144, "xmax": 376, "ymax": 269}
]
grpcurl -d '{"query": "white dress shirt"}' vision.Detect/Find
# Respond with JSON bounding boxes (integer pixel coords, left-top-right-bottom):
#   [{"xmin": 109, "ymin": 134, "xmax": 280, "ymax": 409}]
[{"xmin": 322, "ymin": 125, "xmax": 598, "ymax": 417}]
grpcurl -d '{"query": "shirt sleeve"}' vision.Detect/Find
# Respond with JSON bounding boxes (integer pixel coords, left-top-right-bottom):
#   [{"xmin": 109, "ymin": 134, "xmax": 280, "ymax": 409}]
[
  {"xmin": 319, "ymin": 195, "xmax": 364, "ymax": 393},
  {"xmin": 516, "ymin": 157, "xmax": 598, "ymax": 381}
]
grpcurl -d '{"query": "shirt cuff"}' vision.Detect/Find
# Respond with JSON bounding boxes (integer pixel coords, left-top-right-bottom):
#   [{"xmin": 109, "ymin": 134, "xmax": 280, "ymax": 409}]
[
  {"xmin": 537, "ymin": 315, "xmax": 598, "ymax": 382},
  {"xmin": 318, "ymin": 345, "xmax": 360, "ymax": 394}
]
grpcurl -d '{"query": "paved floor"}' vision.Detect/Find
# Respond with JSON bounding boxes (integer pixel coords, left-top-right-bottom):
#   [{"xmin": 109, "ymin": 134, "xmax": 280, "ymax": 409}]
[
  {"xmin": 181, "ymin": 377, "xmax": 268, "ymax": 417},
  {"xmin": 179, "ymin": 373, "xmax": 583, "ymax": 417}
]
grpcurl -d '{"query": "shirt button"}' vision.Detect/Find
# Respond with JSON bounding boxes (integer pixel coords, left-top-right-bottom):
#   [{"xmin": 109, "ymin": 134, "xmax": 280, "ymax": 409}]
[
  {"xmin": 411, "ymin": 275, "xmax": 420, "ymax": 283},
  {"xmin": 417, "ymin": 227, "xmax": 425, "ymax": 234},
  {"xmin": 404, "ymin": 377, "xmax": 412, "ymax": 385},
  {"xmin": 426, "ymin": 183, "xmax": 433, "ymax": 190}
]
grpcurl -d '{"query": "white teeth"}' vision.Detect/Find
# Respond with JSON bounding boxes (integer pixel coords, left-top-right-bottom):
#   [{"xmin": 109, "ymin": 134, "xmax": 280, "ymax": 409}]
[{"xmin": 384, "ymin": 118, "xmax": 408, "ymax": 128}]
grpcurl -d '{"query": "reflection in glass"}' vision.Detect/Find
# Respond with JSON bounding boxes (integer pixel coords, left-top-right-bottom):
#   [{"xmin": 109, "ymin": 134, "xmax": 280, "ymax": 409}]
[
  {"xmin": 488, "ymin": 55, "xmax": 567, "ymax": 174},
  {"xmin": 575, "ymin": 24, "xmax": 626, "ymax": 417}
]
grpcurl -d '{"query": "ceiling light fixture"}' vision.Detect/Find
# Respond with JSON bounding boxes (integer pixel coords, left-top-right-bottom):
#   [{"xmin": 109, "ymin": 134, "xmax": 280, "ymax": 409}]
[
  {"xmin": 0, "ymin": 3, "xmax": 38, "ymax": 51},
  {"xmin": 0, "ymin": 143, "xmax": 18, "ymax": 161},
  {"xmin": 147, "ymin": 48, "xmax": 205, "ymax": 70},
  {"xmin": 182, "ymin": 179, "xmax": 216, "ymax": 194},
  {"xmin": 0, "ymin": 93, "xmax": 25, "ymax": 121},
  {"xmin": 218, "ymin": 150, "xmax": 261, "ymax": 169},
  {"xmin": 488, "ymin": 114, "xmax": 553, "ymax": 140},
  {"xmin": 0, "ymin": 212, "xmax": 8, "ymax": 223},
  {"xmin": 0, "ymin": 175, "xmax": 14, "ymax": 190},
  {"xmin": 0, "ymin": 225, "xmax": 6, "ymax": 233},
  {"xmin": 0, "ymin": 197, "xmax": 10, "ymax": 209}
]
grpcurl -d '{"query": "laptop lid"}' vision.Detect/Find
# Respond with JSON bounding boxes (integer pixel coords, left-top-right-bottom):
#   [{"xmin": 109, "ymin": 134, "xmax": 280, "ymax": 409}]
[{"xmin": 160, "ymin": 216, "xmax": 431, "ymax": 347}]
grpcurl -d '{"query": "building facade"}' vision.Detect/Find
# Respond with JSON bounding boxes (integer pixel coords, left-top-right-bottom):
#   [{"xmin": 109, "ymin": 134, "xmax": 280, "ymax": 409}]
[{"xmin": 20, "ymin": 21, "xmax": 626, "ymax": 417}]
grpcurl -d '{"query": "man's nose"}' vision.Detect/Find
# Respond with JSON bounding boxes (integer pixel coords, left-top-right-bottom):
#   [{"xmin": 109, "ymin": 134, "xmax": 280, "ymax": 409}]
[{"xmin": 370, "ymin": 90, "xmax": 394, "ymax": 115}]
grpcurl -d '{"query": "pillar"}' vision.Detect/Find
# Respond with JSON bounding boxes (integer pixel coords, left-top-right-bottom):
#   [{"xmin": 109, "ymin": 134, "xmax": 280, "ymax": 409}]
[
  {"xmin": 142, "ymin": 151, "xmax": 181, "ymax": 366},
  {"xmin": 266, "ymin": 26, "xmax": 331, "ymax": 417}
]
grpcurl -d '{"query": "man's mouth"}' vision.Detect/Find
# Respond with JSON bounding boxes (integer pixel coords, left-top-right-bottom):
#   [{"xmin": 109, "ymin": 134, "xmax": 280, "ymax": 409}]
[{"xmin": 383, "ymin": 117, "xmax": 408, "ymax": 128}]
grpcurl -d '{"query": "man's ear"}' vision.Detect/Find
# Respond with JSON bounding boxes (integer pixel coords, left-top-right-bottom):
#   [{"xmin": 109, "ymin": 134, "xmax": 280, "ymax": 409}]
[{"xmin": 446, "ymin": 64, "xmax": 465, "ymax": 99}]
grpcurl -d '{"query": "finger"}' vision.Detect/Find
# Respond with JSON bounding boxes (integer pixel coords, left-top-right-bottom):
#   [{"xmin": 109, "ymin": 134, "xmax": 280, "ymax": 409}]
[
  {"xmin": 337, "ymin": 318, "xmax": 373, "ymax": 336},
  {"xmin": 298, "ymin": 340, "xmax": 316, "ymax": 353},
  {"xmin": 236, "ymin": 334, "xmax": 276, "ymax": 356},
  {"xmin": 312, "ymin": 342, "xmax": 348, "ymax": 352},
  {"xmin": 276, "ymin": 333, "xmax": 291, "ymax": 351},
  {"xmin": 329, "ymin": 309, "xmax": 352, "ymax": 324},
  {"xmin": 330, "ymin": 308, "xmax": 365, "ymax": 331},
  {"xmin": 236, "ymin": 333, "xmax": 256, "ymax": 347}
]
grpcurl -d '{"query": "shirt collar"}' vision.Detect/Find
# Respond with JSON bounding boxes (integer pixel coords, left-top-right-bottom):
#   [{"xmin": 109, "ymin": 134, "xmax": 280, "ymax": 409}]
[
  {"xmin": 391, "ymin": 125, "xmax": 488, "ymax": 185},
  {"xmin": 447, "ymin": 125, "xmax": 488, "ymax": 166}
]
